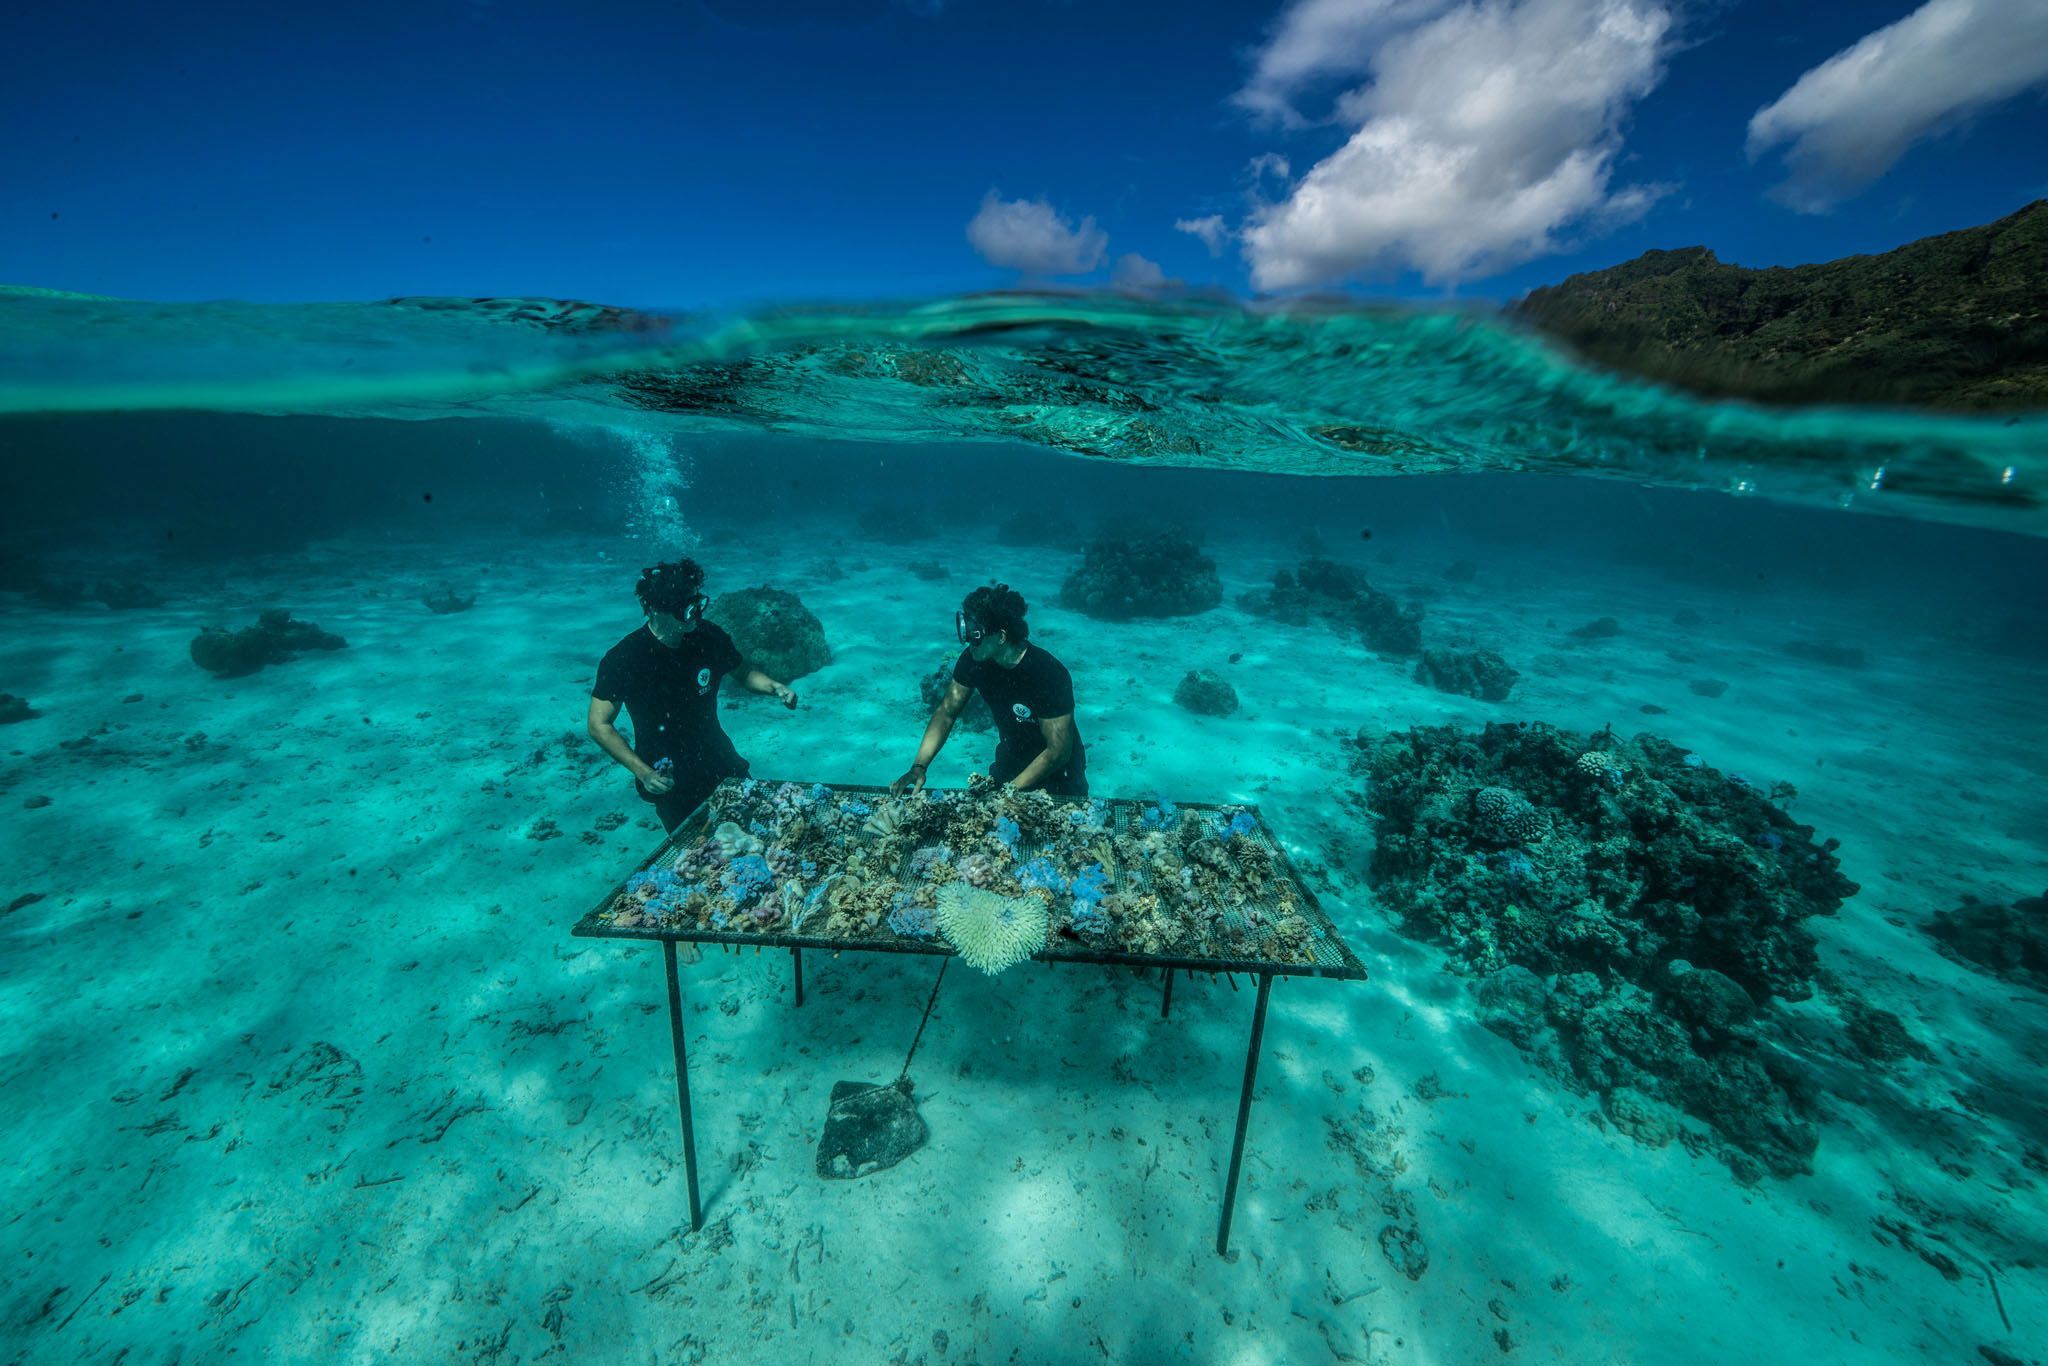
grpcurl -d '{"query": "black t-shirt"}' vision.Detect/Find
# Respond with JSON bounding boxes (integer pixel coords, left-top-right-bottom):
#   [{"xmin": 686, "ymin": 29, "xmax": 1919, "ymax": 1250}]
[
  {"xmin": 593, "ymin": 623, "xmax": 745, "ymax": 771},
  {"xmin": 953, "ymin": 644, "xmax": 1085, "ymax": 774}
]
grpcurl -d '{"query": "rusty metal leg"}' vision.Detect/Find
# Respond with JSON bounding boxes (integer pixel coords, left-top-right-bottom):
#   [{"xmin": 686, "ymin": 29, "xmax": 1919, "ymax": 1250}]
[
  {"xmin": 792, "ymin": 947, "xmax": 805, "ymax": 1007},
  {"xmin": 663, "ymin": 939, "xmax": 703, "ymax": 1231},
  {"xmin": 1216, "ymin": 972, "xmax": 1273, "ymax": 1257}
]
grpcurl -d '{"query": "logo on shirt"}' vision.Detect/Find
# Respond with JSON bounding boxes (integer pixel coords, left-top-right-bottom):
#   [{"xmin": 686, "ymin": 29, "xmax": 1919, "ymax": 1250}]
[
  {"xmin": 696, "ymin": 667, "xmax": 713, "ymax": 693},
  {"xmin": 1012, "ymin": 702, "xmax": 1034, "ymax": 722}
]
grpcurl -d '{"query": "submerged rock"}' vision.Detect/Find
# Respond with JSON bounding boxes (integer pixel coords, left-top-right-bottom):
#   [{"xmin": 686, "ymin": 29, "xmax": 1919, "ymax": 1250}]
[
  {"xmin": 1926, "ymin": 890, "xmax": 2048, "ymax": 993},
  {"xmin": 421, "ymin": 586, "xmax": 475, "ymax": 614},
  {"xmin": 1238, "ymin": 556, "xmax": 1423, "ymax": 656},
  {"xmin": 0, "ymin": 694, "xmax": 38, "ymax": 724},
  {"xmin": 189, "ymin": 610, "xmax": 348, "ymax": 678},
  {"xmin": 1604, "ymin": 1087, "xmax": 1678, "ymax": 1148},
  {"xmin": 709, "ymin": 586, "xmax": 830, "ymax": 683},
  {"xmin": 1173, "ymin": 669, "xmax": 1239, "ymax": 717},
  {"xmin": 1060, "ymin": 528, "xmax": 1221, "ymax": 620},
  {"xmin": 1414, "ymin": 648, "xmax": 1518, "ymax": 701}
]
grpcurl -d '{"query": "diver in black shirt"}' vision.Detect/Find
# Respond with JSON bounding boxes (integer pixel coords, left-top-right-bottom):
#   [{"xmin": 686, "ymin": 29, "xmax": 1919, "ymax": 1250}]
[
  {"xmin": 587, "ymin": 558, "xmax": 798, "ymax": 832},
  {"xmin": 893, "ymin": 583, "xmax": 1087, "ymax": 797}
]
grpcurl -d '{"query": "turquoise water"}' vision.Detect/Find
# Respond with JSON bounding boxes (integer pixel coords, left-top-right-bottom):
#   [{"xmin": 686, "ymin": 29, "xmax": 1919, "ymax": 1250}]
[
  {"xmin": 3, "ymin": 288, "xmax": 2040, "ymax": 531},
  {"xmin": 1, "ymin": 291, "xmax": 2044, "ymax": 1362}
]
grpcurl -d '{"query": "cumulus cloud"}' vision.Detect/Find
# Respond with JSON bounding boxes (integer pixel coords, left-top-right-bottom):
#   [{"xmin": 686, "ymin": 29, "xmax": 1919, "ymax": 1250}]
[
  {"xmin": 1174, "ymin": 214, "xmax": 1230, "ymax": 256},
  {"xmin": 1236, "ymin": 0, "xmax": 1675, "ymax": 290},
  {"xmin": 1747, "ymin": 0, "xmax": 2048, "ymax": 212},
  {"xmin": 1234, "ymin": 0, "xmax": 1449, "ymax": 127},
  {"xmin": 1111, "ymin": 253, "xmax": 1177, "ymax": 289},
  {"xmin": 966, "ymin": 193, "xmax": 1108, "ymax": 275}
]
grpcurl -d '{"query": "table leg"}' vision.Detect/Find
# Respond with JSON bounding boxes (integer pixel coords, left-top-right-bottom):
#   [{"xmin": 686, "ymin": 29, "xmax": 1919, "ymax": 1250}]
[
  {"xmin": 1160, "ymin": 966, "xmax": 1175, "ymax": 1019},
  {"xmin": 663, "ymin": 939, "xmax": 704, "ymax": 1232},
  {"xmin": 792, "ymin": 947, "xmax": 805, "ymax": 1007},
  {"xmin": 1216, "ymin": 971, "xmax": 1273, "ymax": 1257}
]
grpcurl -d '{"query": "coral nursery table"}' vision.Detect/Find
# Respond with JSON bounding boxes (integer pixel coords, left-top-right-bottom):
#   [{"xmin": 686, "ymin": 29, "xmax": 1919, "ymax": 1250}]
[{"xmin": 572, "ymin": 778, "xmax": 1369, "ymax": 1257}]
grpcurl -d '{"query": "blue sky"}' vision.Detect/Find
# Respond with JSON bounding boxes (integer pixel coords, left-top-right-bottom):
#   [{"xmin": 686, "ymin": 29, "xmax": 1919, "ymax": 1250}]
[{"xmin": 3, "ymin": 0, "xmax": 2043, "ymax": 308}]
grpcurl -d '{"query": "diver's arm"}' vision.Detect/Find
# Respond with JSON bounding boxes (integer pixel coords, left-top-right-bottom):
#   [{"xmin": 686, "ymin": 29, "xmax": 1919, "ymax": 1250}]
[
  {"xmin": 1008, "ymin": 713, "xmax": 1077, "ymax": 791},
  {"xmin": 736, "ymin": 662, "xmax": 798, "ymax": 708},
  {"xmin": 587, "ymin": 696, "xmax": 666, "ymax": 789},
  {"xmin": 894, "ymin": 682, "xmax": 970, "ymax": 792}
]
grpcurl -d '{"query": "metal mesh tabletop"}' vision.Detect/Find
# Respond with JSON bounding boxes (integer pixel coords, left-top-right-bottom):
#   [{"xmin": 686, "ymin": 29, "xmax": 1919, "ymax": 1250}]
[{"xmin": 573, "ymin": 777, "xmax": 1368, "ymax": 983}]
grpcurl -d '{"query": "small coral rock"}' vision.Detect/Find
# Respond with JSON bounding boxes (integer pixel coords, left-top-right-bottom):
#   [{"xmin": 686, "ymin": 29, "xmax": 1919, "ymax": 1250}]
[
  {"xmin": 1662, "ymin": 961, "xmax": 1756, "ymax": 1036},
  {"xmin": 1173, "ymin": 669, "xmax": 1239, "ymax": 717},
  {"xmin": 1926, "ymin": 890, "xmax": 2047, "ymax": 992},
  {"xmin": 189, "ymin": 610, "xmax": 347, "ymax": 678},
  {"xmin": 1472, "ymin": 786, "xmax": 1543, "ymax": 845},
  {"xmin": 1414, "ymin": 649, "xmax": 1518, "ymax": 701},
  {"xmin": 1604, "ymin": 1087, "xmax": 1677, "ymax": 1148},
  {"xmin": 709, "ymin": 586, "xmax": 830, "ymax": 682},
  {"xmin": 1060, "ymin": 528, "xmax": 1221, "ymax": 620}
]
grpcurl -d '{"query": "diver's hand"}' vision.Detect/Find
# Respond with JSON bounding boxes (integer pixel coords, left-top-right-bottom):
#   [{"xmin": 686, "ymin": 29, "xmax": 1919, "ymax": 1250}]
[
  {"xmin": 771, "ymin": 683, "xmax": 798, "ymax": 710},
  {"xmin": 890, "ymin": 764, "xmax": 928, "ymax": 796},
  {"xmin": 638, "ymin": 764, "xmax": 676, "ymax": 796}
]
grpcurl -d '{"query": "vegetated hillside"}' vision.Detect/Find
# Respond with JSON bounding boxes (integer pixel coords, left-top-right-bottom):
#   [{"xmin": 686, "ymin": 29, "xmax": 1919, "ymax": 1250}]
[{"xmin": 1509, "ymin": 200, "xmax": 2048, "ymax": 409}]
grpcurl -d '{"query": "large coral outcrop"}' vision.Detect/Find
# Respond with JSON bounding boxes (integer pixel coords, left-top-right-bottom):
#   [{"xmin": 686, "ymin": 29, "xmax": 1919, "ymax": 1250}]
[{"xmin": 1357, "ymin": 721, "xmax": 1860, "ymax": 1178}]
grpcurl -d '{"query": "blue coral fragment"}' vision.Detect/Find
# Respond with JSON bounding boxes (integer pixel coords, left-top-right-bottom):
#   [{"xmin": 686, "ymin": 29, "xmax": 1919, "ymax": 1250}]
[
  {"xmin": 1214, "ymin": 810, "xmax": 1258, "ymax": 840},
  {"xmin": 1140, "ymin": 799, "xmax": 1179, "ymax": 830},
  {"xmin": 723, "ymin": 854, "xmax": 774, "ymax": 903},
  {"xmin": 1017, "ymin": 855, "xmax": 1068, "ymax": 893},
  {"xmin": 888, "ymin": 900, "xmax": 937, "ymax": 938},
  {"xmin": 1071, "ymin": 862, "xmax": 1110, "ymax": 908}
]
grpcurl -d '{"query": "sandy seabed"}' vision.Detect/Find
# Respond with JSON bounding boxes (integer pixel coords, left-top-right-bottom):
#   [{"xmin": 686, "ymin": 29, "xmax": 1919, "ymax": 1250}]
[{"xmin": 2, "ymin": 516, "xmax": 2044, "ymax": 1365}]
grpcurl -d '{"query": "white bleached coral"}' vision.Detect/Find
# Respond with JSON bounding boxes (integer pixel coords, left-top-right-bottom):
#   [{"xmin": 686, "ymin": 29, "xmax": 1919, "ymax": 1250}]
[{"xmin": 934, "ymin": 882, "xmax": 1047, "ymax": 974}]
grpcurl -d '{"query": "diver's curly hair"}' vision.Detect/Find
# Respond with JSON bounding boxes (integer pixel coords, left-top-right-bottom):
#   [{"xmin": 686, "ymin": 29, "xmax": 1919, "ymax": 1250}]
[
  {"xmin": 962, "ymin": 582, "xmax": 1029, "ymax": 642},
  {"xmin": 635, "ymin": 559, "xmax": 706, "ymax": 616}
]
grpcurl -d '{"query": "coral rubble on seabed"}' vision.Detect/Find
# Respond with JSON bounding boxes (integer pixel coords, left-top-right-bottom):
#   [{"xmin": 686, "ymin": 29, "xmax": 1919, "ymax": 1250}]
[{"xmin": 596, "ymin": 777, "xmax": 1327, "ymax": 968}]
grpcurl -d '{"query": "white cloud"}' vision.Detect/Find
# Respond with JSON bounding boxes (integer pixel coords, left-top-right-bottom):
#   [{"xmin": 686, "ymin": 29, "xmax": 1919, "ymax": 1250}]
[
  {"xmin": 1747, "ymin": 0, "xmax": 2048, "ymax": 213},
  {"xmin": 1174, "ymin": 214, "xmax": 1230, "ymax": 255},
  {"xmin": 1236, "ymin": 0, "xmax": 1675, "ymax": 290},
  {"xmin": 1234, "ymin": 0, "xmax": 1450, "ymax": 127},
  {"xmin": 1111, "ymin": 253, "xmax": 1176, "ymax": 289},
  {"xmin": 965, "ymin": 193, "xmax": 1108, "ymax": 275}
]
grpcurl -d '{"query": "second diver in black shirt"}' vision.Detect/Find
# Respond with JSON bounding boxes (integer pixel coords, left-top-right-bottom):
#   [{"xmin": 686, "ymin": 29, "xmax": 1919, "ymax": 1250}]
[{"xmin": 893, "ymin": 582, "xmax": 1087, "ymax": 797}]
